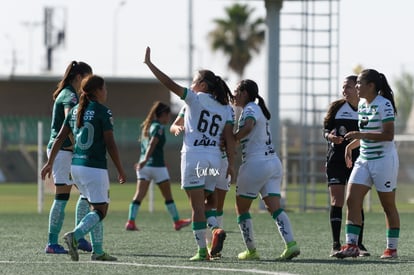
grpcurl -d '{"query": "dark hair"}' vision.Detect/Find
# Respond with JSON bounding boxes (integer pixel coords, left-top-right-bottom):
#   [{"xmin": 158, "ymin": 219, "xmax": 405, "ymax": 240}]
[
  {"xmin": 237, "ymin": 79, "xmax": 271, "ymax": 120},
  {"xmin": 76, "ymin": 75, "xmax": 105, "ymax": 128},
  {"xmin": 323, "ymin": 99, "xmax": 346, "ymax": 129},
  {"xmin": 198, "ymin": 70, "xmax": 233, "ymax": 105},
  {"xmin": 53, "ymin": 61, "xmax": 92, "ymax": 100},
  {"xmin": 359, "ymin": 69, "xmax": 397, "ymax": 114},
  {"xmin": 345, "ymin": 75, "xmax": 357, "ymax": 83},
  {"xmin": 141, "ymin": 101, "xmax": 171, "ymax": 138},
  {"xmin": 323, "ymin": 75, "xmax": 357, "ymax": 128}
]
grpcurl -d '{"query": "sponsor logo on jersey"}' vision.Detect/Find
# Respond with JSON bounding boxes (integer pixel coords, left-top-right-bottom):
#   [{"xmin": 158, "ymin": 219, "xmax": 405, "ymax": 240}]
[
  {"xmin": 338, "ymin": 126, "xmax": 347, "ymax": 136},
  {"xmin": 195, "ymin": 161, "xmax": 220, "ymax": 178},
  {"xmin": 193, "ymin": 134, "xmax": 216, "ymax": 147},
  {"xmin": 70, "ymin": 93, "xmax": 78, "ymax": 104},
  {"xmin": 359, "ymin": 116, "xmax": 369, "ymax": 129},
  {"xmin": 339, "ymin": 111, "xmax": 353, "ymax": 118}
]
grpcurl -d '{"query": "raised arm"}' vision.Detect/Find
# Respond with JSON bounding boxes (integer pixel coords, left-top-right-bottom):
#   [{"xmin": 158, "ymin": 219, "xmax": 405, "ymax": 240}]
[{"xmin": 144, "ymin": 47, "xmax": 186, "ymax": 98}]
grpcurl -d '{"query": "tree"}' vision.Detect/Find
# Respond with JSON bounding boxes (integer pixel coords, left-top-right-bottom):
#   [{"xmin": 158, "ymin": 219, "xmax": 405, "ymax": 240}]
[
  {"xmin": 394, "ymin": 70, "xmax": 414, "ymax": 133},
  {"xmin": 209, "ymin": 3, "xmax": 265, "ymax": 78}
]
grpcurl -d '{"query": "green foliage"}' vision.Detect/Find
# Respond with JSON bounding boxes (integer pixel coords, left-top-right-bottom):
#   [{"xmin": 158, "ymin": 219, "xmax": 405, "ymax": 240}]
[
  {"xmin": 209, "ymin": 3, "xmax": 265, "ymax": 78},
  {"xmin": 394, "ymin": 70, "xmax": 414, "ymax": 133}
]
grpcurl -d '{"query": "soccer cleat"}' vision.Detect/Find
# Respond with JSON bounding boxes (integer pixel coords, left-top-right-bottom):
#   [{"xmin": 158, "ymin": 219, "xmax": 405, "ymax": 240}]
[
  {"xmin": 45, "ymin": 244, "xmax": 68, "ymax": 254},
  {"xmin": 125, "ymin": 220, "xmax": 139, "ymax": 231},
  {"xmin": 78, "ymin": 238, "xmax": 92, "ymax": 252},
  {"xmin": 380, "ymin": 248, "xmax": 398, "ymax": 259},
  {"xmin": 358, "ymin": 244, "xmax": 370, "ymax": 257},
  {"xmin": 329, "ymin": 242, "xmax": 341, "ymax": 257},
  {"xmin": 189, "ymin": 248, "xmax": 209, "ymax": 261},
  {"xmin": 238, "ymin": 249, "xmax": 260, "ymax": 260},
  {"xmin": 278, "ymin": 241, "xmax": 300, "ymax": 260},
  {"xmin": 174, "ymin": 218, "xmax": 191, "ymax": 231},
  {"xmin": 333, "ymin": 244, "xmax": 359, "ymax": 259},
  {"xmin": 210, "ymin": 228, "xmax": 226, "ymax": 257},
  {"xmin": 63, "ymin": 231, "xmax": 79, "ymax": 261},
  {"xmin": 91, "ymin": 252, "xmax": 117, "ymax": 261}
]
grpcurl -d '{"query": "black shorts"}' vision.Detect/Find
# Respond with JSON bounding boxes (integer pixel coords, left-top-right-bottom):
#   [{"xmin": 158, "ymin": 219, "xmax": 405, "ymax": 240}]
[{"xmin": 326, "ymin": 162, "xmax": 351, "ymax": 186}]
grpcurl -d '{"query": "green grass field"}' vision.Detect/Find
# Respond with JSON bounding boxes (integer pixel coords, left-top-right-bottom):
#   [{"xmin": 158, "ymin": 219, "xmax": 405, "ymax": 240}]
[{"xmin": 1, "ymin": 183, "xmax": 414, "ymax": 274}]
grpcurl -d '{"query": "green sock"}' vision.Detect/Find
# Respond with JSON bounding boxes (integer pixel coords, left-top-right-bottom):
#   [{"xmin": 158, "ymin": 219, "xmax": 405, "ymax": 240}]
[
  {"xmin": 74, "ymin": 211, "xmax": 100, "ymax": 241},
  {"xmin": 165, "ymin": 201, "xmax": 179, "ymax": 222},
  {"xmin": 128, "ymin": 201, "xmax": 140, "ymax": 221},
  {"xmin": 90, "ymin": 221, "xmax": 104, "ymax": 254},
  {"xmin": 76, "ymin": 197, "xmax": 90, "ymax": 226},
  {"xmin": 48, "ymin": 199, "xmax": 67, "ymax": 244}
]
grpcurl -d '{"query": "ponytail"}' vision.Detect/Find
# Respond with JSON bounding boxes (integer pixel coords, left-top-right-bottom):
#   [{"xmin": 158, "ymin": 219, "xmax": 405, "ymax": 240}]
[
  {"xmin": 77, "ymin": 92, "xmax": 90, "ymax": 129},
  {"xmin": 53, "ymin": 61, "xmax": 92, "ymax": 100},
  {"xmin": 141, "ymin": 101, "xmax": 171, "ymax": 139},
  {"xmin": 323, "ymin": 98, "xmax": 346, "ymax": 128},
  {"xmin": 76, "ymin": 75, "xmax": 104, "ymax": 128},
  {"xmin": 238, "ymin": 79, "xmax": 271, "ymax": 120},
  {"xmin": 378, "ymin": 73, "xmax": 397, "ymax": 115},
  {"xmin": 197, "ymin": 70, "xmax": 233, "ymax": 105},
  {"xmin": 257, "ymin": 95, "xmax": 271, "ymax": 120},
  {"xmin": 360, "ymin": 69, "xmax": 397, "ymax": 115}
]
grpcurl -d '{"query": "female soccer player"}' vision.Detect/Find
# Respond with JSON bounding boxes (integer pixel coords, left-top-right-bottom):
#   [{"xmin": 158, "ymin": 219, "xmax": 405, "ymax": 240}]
[
  {"xmin": 45, "ymin": 61, "xmax": 92, "ymax": 254},
  {"xmin": 334, "ymin": 69, "xmax": 400, "ymax": 259},
  {"xmin": 323, "ymin": 75, "xmax": 369, "ymax": 257},
  {"xmin": 144, "ymin": 46, "xmax": 235, "ymax": 260},
  {"xmin": 170, "ymin": 105, "xmax": 231, "ymax": 255},
  {"xmin": 233, "ymin": 79, "xmax": 300, "ymax": 261},
  {"xmin": 42, "ymin": 75, "xmax": 126, "ymax": 261},
  {"xmin": 125, "ymin": 101, "xmax": 191, "ymax": 231}
]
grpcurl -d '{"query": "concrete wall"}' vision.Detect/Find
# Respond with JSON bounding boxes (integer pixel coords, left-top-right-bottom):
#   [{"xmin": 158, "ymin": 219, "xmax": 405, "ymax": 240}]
[
  {"xmin": 0, "ymin": 75, "xmax": 170, "ymax": 117},
  {"xmin": 0, "ymin": 75, "xmax": 184, "ymax": 183}
]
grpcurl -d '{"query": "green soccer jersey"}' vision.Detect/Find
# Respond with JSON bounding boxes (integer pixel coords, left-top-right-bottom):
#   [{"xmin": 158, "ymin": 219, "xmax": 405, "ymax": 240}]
[
  {"xmin": 47, "ymin": 85, "xmax": 78, "ymax": 149},
  {"xmin": 139, "ymin": 121, "xmax": 166, "ymax": 167},
  {"xmin": 64, "ymin": 101, "xmax": 114, "ymax": 169}
]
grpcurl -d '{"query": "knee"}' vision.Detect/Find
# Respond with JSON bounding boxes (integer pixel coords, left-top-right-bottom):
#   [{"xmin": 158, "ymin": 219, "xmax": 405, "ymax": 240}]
[
  {"xmin": 94, "ymin": 209, "xmax": 106, "ymax": 221},
  {"xmin": 346, "ymin": 196, "xmax": 361, "ymax": 210},
  {"xmin": 55, "ymin": 193, "xmax": 70, "ymax": 201}
]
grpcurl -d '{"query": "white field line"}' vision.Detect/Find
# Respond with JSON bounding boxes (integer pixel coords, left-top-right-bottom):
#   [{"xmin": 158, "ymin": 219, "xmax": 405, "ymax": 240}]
[{"xmin": 0, "ymin": 260, "xmax": 297, "ymax": 275}]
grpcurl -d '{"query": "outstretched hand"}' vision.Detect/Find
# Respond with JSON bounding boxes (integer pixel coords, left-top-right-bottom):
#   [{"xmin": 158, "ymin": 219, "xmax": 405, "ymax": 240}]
[{"xmin": 144, "ymin": 47, "xmax": 151, "ymax": 65}]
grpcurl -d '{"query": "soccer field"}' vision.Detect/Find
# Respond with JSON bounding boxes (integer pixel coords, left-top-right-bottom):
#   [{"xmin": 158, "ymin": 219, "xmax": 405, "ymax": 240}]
[{"xmin": 0, "ymin": 183, "xmax": 413, "ymax": 274}]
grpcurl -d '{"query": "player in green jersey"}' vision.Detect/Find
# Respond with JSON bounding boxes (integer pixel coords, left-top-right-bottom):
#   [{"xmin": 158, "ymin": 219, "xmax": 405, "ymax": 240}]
[
  {"xmin": 45, "ymin": 61, "xmax": 93, "ymax": 254},
  {"xmin": 42, "ymin": 75, "xmax": 126, "ymax": 261},
  {"xmin": 125, "ymin": 101, "xmax": 191, "ymax": 231}
]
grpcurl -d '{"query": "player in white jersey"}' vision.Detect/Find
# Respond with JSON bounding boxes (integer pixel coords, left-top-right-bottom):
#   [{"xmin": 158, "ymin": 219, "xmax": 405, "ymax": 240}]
[
  {"xmin": 144, "ymin": 47, "xmax": 235, "ymax": 261},
  {"xmin": 171, "ymin": 105, "xmax": 232, "ymax": 256},
  {"xmin": 323, "ymin": 75, "xmax": 369, "ymax": 257},
  {"xmin": 334, "ymin": 69, "xmax": 400, "ymax": 260},
  {"xmin": 232, "ymin": 79, "xmax": 300, "ymax": 261}
]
